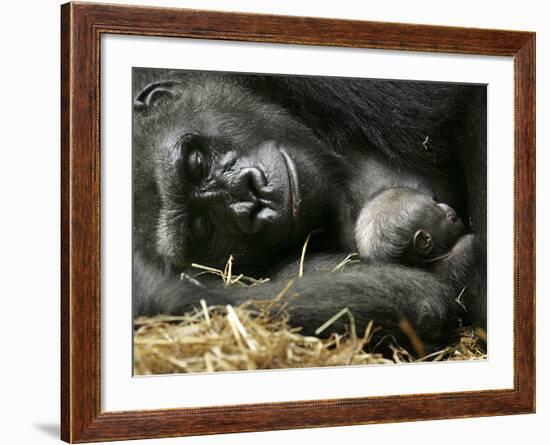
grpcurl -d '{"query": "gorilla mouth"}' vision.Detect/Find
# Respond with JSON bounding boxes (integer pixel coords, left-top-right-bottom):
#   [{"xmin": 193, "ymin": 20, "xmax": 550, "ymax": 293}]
[{"xmin": 279, "ymin": 149, "xmax": 300, "ymax": 222}]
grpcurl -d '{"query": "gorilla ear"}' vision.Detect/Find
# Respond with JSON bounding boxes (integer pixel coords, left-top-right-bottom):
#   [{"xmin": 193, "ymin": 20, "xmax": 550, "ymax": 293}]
[
  {"xmin": 413, "ymin": 230, "xmax": 433, "ymax": 255},
  {"xmin": 134, "ymin": 80, "xmax": 182, "ymax": 112}
]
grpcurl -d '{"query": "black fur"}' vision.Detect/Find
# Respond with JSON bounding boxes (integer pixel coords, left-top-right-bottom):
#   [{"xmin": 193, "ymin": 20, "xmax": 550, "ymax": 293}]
[{"xmin": 132, "ymin": 68, "xmax": 487, "ymax": 351}]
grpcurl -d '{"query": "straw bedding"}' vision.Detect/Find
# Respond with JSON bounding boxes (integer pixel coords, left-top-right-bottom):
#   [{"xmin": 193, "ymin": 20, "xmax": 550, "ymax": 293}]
[{"xmin": 134, "ymin": 256, "xmax": 486, "ymax": 375}]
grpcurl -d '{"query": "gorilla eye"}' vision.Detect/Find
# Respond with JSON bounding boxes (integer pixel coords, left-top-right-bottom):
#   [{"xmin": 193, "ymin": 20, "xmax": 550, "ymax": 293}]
[
  {"xmin": 190, "ymin": 214, "xmax": 212, "ymax": 240},
  {"xmin": 186, "ymin": 149, "xmax": 205, "ymax": 181},
  {"xmin": 177, "ymin": 134, "xmax": 207, "ymax": 182}
]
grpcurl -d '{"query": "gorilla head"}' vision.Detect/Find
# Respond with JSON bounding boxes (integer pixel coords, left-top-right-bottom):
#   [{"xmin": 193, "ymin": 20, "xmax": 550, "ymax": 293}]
[{"xmin": 134, "ymin": 75, "xmax": 345, "ymax": 273}]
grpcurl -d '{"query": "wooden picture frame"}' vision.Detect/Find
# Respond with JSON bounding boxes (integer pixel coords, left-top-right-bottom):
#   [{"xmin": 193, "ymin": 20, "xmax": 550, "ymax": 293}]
[{"xmin": 61, "ymin": 2, "xmax": 535, "ymax": 442}]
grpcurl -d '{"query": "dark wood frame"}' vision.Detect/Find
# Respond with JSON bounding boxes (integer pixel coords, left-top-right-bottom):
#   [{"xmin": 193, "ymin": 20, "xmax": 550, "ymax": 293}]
[{"xmin": 61, "ymin": 1, "xmax": 536, "ymax": 442}]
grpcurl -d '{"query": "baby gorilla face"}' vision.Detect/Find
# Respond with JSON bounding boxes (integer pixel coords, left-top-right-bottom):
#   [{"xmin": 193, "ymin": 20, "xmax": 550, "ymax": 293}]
[{"xmin": 412, "ymin": 196, "xmax": 466, "ymax": 256}]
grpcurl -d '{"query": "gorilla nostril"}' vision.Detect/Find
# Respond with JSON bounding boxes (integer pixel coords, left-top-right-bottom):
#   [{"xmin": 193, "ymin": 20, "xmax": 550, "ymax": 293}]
[
  {"xmin": 251, "ymin": 207, "xmax": 277, "ymax": 232},
  {"xmin": 229, "ymin": 201, "xmax": 265, "ymax": 234},
  {"xmin": 231, "ymin": 167, "xmax": 267, "ymax": 199},
  {"xmin": 229, "ymin": 196, "xmax": 278, "ymax": 234},
  {"xmin": 246, "ymin": 167, "xmax": 268, "ymax": 198}
]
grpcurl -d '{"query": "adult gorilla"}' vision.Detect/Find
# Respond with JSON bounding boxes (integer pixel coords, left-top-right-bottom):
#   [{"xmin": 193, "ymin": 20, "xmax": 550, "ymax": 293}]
[{"xmin": 133, "ymin": 69, "xmax": 486, "ymax": 351}]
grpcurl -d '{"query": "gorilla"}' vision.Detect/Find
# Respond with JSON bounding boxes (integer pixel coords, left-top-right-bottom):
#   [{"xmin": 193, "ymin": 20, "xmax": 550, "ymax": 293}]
[{"xmin": 133, "ymin": 68, "xmax": 486, "ymax": 352}]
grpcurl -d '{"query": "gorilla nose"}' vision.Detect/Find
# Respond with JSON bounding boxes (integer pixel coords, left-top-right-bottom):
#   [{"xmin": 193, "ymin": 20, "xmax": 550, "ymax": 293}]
[
  {"xmin": 229, "ymin": 201, "xmax": 277, "ymax": 234},
  {"xmin": 231, "ymin": 167, "xmax": 267, "ymax": 199},
  {"xmin": 226, "ymin": 167, "xmax": 277, "ymax": 234}
]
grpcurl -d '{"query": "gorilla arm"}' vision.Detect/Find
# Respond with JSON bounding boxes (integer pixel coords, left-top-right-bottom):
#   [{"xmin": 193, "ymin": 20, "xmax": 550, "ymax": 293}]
[
  {"xmin": 432, "ymin": 234, "xmax": 476, "ymax": 288},
  {"xmin": 134, "ymin": 252, "xmax": 465, "ymax": 348}
]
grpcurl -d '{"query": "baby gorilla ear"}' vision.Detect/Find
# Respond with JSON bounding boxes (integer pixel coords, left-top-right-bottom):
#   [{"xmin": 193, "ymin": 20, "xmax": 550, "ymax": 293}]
[
  {"xmin": 134, "ymin": 80, "xmax": 182, "ymax": 112},
  {"xmin": 413, "ymin": 229, "xmax": 434, "ymax": 255}
]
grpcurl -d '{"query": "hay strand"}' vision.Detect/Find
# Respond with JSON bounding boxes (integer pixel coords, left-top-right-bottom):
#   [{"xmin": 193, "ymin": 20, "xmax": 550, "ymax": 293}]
[{"xmin": 298, "ymin": 232, "xmax": 313, "ymax": 277}]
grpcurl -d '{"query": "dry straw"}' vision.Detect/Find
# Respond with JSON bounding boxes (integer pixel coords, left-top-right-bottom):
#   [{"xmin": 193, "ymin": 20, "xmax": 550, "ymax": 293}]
[{"xmin": 134, "ymin": 243, "xmax": 486, "ymax": 375}]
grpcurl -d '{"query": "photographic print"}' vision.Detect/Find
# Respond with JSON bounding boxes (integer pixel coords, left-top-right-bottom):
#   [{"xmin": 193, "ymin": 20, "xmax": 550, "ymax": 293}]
[
  {"xmin": 132, "ymin": 68, "xmax": 487, "ymax": 375},
  {"xmin": 61, "ymin": 4, "xmax": 535, "ymax": 440}
]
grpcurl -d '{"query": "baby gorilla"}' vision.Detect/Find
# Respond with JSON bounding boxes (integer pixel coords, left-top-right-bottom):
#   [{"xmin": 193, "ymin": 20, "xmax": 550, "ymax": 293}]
[{"xmin": 355, "ymin": 187, "xmax": 475, "ymax": 286}]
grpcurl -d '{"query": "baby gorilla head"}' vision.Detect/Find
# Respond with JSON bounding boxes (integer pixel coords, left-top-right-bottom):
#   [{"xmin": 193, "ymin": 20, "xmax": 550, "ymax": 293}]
[{"xmin": 355, "ymin": 187, "xmax": 466, "ymax": 265}]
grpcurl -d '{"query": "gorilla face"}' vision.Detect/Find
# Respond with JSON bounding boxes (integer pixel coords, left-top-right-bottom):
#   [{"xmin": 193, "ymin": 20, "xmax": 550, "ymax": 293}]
[
  {"xmin": 134, "ymin": 77, "xmax": 338, "ymax": 272},
  {"xmin": 414, "ymin": 198, "xmax": 466, "ymax": 255}
]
